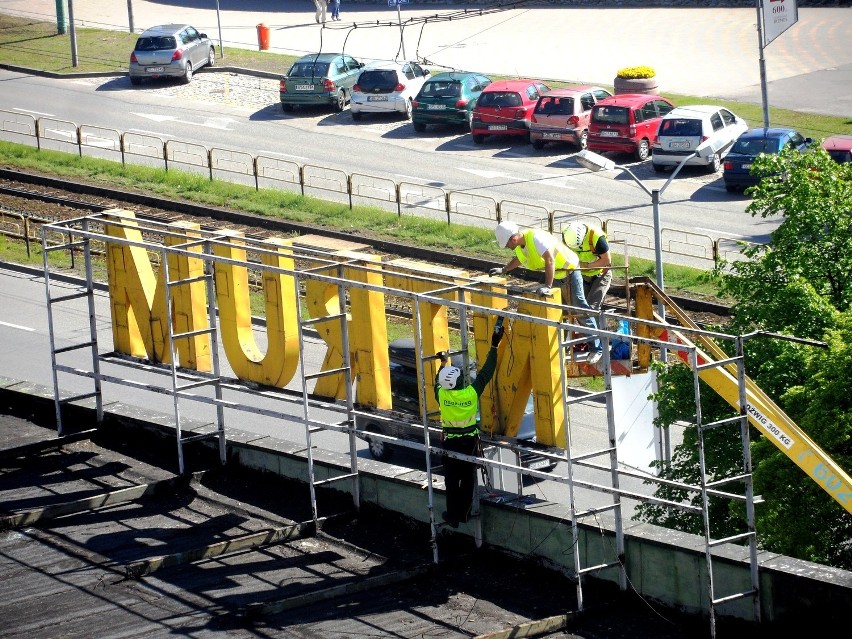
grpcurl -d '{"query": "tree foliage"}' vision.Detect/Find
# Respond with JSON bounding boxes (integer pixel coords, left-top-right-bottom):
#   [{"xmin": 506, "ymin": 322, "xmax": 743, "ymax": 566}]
[{"xmin": 635, "ymin": 145, "xmax": 852, "ymax": 569}]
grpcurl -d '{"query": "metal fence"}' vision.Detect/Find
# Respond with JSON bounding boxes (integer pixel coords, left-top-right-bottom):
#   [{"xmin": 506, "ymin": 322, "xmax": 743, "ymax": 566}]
[{"xmin": 0, "ymin": 108, "xmax": 756, "ymax": 269}]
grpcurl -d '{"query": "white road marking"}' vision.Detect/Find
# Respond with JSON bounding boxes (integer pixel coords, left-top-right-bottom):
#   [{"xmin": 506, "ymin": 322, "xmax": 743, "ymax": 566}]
[
  {"xmin": 127, "ymin": 129, "xmax": 175, "ymax": 138},
  {"xmin": 131, "ymin": 112, "xmax": 236, "ymax": 130},
  {"xmin": 541, "ymin": 200, "xmax": 594, "ymax": 212},
  {"xmin": 0, "ymin": 320, "xmax": 35, "ymax": 332},
  {"xmin": 458, "ymin": 168, "xmax": 514, "ymax": 179},
  {"xmin": 259, "ymin": 151, "xmax": 308, "ymax": 160},
  {"xmin": 13, "ymin": 108, "xmax": 54, "ymax": 117}
]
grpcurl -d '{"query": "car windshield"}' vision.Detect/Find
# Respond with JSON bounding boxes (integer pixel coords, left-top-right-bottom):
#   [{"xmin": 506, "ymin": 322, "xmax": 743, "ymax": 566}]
[
  {"xmin": 420, "ymin": 81, "xmax": 461, "ymax": 98},
  {"xmin": 659, "ymin": 118, "xmax": 703, "ymax": 136},
  {"xmin": 535, "ymin": 97, "xmax": 573, "ymax": 115},
  {"xmin": 478, "ymin": 91, "xmax": 522, "ymax": 107},
  {"xmin": 358, "ymin": 70, "xmax": 398, "ymax": 91},
  {"xmin": 135, "ymin": 36, "xmax": 177, "ymax": 51},
  {"xmin": 592, "ymin": 106, "xmax": 629, "ymax": 125},
  {"xmin": 289, "ymin": 62, "xmax": 330, "ymax": 77},
  {"xmin": 731, "ymin": 138, "xmax": 780, "ymax": 154}
]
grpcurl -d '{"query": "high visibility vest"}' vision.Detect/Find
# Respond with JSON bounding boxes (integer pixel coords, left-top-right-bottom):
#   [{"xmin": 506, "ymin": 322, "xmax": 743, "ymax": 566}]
[
  {"xmin": 438, "ymin": 386, "xmax": 479, "ymax": 438},
  {"xmin": 575, "ymin": 226, "xmax": 607, "ymax": 278},
  {"xmin": 514, "ymin": 230, "xmax": 578, "ymax": 280}
]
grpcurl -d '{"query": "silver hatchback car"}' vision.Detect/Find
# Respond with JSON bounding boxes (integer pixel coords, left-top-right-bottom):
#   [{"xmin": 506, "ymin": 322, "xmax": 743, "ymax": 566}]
[{"xmin": 129, "ymin": 24, "xmax": 215, "ymax": 86}]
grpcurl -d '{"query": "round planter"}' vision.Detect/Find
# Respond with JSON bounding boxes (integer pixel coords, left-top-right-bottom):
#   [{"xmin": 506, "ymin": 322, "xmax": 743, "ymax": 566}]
[{"xmin": 613, "ymin": 76, "xmax": 659, "ymax": 95}]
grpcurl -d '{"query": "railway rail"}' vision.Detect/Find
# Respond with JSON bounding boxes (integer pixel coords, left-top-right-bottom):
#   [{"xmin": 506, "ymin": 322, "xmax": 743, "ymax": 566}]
[{"xmin": 0, "ymin": 168, "xmax": 732, "ymax": 325}]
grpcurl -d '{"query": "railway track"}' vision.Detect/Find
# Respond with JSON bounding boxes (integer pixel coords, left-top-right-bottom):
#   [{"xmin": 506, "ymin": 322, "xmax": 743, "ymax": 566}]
[{"xmin": 0, "ymin": 168, "xmax": 732, "ymax": 325}]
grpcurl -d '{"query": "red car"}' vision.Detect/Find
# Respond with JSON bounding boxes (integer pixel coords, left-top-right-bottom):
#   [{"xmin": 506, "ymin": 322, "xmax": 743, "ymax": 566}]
[
  {"xmin": 822, "ymin": 134, "xmax": 852, "ymax": 164},
  {"xmin": 587, "ymin": 93, "xmax": 676, "ymax": 161},
  {"xmin": 530, "ymin": 85, "xmax": 613, "ymax": 151},
  {"xmin": 470, "ymin": 79, "xmax": 550, "ymax": 144}
]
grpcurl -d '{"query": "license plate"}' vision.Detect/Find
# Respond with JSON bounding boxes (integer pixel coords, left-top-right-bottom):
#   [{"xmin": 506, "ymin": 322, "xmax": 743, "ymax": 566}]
[
  {"xmin": 367, "ymin": 95, "xmax": 388, "ymax": 102},
  {"xmin": 427, "ymin": 104, "xmax": 446, "ymax": 110},
  {"xmin": 741, "ymin": 163, "xmax": 751, "ymax": 169},
  {"xmin": 488, "ymin": 125, "xmax": 508, "ymax": 131},
  {"xmin": 295, "ymin": 84, "xmax": 314, "ymax": 91},
  {"xmin": 146, "ymin": 67, "xmax": 164, "ymax": 73},
  {"xmin": 600, "ymin": 130, "xmax": 618, "ymax": 137},
  {"xmin": 670, "ymin": 141, "xmax": 690, "ymax": 149},
  {"xmin": 527, "ymin": 459, "xmax": 551, "ymax": 470},
  {"xmin": 543, "ymin": 132, "xmax": 561, "ymax": 139}
]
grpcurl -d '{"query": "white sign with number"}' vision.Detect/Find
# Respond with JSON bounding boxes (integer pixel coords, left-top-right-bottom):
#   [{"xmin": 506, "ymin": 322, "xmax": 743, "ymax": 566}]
[{"xmin": 762, "ymin": 0, "xmax": 798, "ymax": 47}]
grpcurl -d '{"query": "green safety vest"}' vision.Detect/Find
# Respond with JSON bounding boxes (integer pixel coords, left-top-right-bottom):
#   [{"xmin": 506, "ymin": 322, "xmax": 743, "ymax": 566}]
[
  {"xmin": 438, "ymin": 386, "xmax": 479, "ymax": 438},
  {"xmin": 515, "ymin": 229, "xmax": 578, "ymax": 280}
]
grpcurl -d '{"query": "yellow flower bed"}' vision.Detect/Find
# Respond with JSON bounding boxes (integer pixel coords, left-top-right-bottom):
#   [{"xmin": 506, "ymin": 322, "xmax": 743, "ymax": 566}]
[{"xmin": 616, "ymin": 66, "xmax": 656, "ymax": 79}]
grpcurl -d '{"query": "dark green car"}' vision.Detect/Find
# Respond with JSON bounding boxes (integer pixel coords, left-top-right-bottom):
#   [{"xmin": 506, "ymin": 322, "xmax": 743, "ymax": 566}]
[
  {"xmin": 279, "ymin": 52, "xmax": 364, "ymax": 112},
  {"xmin": 411, "ymin": 71, "xmax": 492, "ymax": 132}
]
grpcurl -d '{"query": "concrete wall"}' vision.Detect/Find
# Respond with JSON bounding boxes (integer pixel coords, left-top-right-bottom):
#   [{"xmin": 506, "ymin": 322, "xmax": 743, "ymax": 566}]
[{"xmin": 2, "ymin": 376, "xmax": 850, "ymax": 628}]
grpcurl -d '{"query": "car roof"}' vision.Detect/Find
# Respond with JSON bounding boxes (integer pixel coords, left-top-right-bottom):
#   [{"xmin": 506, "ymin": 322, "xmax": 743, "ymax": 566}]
[
  {"xmin": 664, "ymin": 104, "xmax": 723, "ymax": 118},
  {"xmin": 594, "ymin": 93, "xmax": 666, "ymax": 107},
  {"xmin": 482, "ymin": 79, "xmax": 545, "ymax": 92},
  {"xmin": 295, "ymin": 52, "xmax": 345, "ymax": 62},
  {"xmin": 737, "ymin": 127, "xmax": 800, "ymax": 140},
  {"xmin": 139, "ymin": 24, "xmax": 190, "ymax": 36},
  {"xmin": 540, "ymin": 85, "xmax": 604, "ymax": 97},
  {"xmin": 426, "ymin": 71, "xmax": 486, "ymax": 81},
  {"xmin": 363, "ymin": 60, "xmax": 415, "ymax": 70},
  {"xmin": 822, "ymin": 134, "xmax": 852, "ymax": 151}
]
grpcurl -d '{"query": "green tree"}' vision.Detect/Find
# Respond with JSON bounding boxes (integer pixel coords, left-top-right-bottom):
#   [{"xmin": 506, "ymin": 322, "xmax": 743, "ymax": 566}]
[{"xmin": 635, "ymin": 145, "xmax": 852, "ymax": 569}]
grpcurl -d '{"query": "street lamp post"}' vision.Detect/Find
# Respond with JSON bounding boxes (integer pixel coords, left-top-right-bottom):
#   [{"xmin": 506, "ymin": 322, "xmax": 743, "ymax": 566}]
[{"xmin": 575, "ymin": 140, "xmax": 723, "ymax": 316}]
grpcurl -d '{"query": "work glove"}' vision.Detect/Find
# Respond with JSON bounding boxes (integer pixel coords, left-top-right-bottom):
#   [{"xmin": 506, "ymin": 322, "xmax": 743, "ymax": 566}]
[
  {"xmin": 491, "ymin": 323, "xmax": 505, "ymax": 349},
  {"xmin": 534, "ymin": 286, "xmax": 552, "ymax": 296},
  {"xmin": 488, "ymin": 267, "xmax": 504, "ymax": 276},
  {"xmin": 437, "ymin": 351, "xmax": 449, "ymax": 365}
]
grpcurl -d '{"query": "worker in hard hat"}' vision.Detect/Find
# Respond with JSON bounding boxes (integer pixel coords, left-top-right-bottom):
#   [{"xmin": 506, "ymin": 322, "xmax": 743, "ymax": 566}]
[
  {"xmin": 435, "ymin": 320, "xmax": 505, "ymax": 528},
  {"xmin": 490, "ymin": 221, "xmax": 602, "ymax": 364},
  {"xmin": 562, "ymin": 220, "xmax": 612, "ymax": 324}
]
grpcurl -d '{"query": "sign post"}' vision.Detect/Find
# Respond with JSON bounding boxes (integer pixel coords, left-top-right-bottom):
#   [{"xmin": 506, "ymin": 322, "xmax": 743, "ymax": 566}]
[
  {"xmin": 388, "ymin": 0, "xmax": 409, "ymax": 60},
  {"xmin": 755, "ymin": 0, "xmax": 799, "ymax": 127}
]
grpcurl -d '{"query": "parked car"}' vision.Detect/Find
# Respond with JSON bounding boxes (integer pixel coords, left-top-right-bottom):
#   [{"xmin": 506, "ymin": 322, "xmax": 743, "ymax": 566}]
[
  {"xmin": 529, "ymin": 86, "xmax": 612, "ymax": 151},
  {"xmin": 652, "ymin": 105, "xmax": 748, "ymax": 173},
  {"xmin": 722, "ymin": 127, "xmax": 813, "ymax": 192},
  {"xmin": 350, "ymin": 60, "xmax": 430, "ymax": 121},
  {"xmin": 129, "ymin": 24, "xmax": 215, "ymax": 86},
  {"xmin": 470, "ymin": 79, "xmax": 551, "ymax": 144},
  {"xmin": 411, "ymin": 71, "xmax": 493, "ymax": 132},
  {"xmin": 587, "ymin": 94, "xmax": 675, "ymax": 161},
  {"xmin": 822, "ymin": 134, "xmax": 852, "ymax": 164},
  {"xmin": 355, "ymin": 338, "xmax": 556, "ymax": 474},
  {"xmin": 279, "ymin": 53, "xmax": 365, "ymax": 112}
]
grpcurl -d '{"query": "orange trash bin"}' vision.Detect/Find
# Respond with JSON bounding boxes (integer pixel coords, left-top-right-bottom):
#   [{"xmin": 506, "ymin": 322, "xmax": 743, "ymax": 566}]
[{"xmin": 256, "ymin": 23, "xmax": 270, "ymax": 51}]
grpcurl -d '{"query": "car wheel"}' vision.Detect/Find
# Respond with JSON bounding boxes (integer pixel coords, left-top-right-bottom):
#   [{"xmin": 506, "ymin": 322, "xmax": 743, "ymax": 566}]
[
  {"xmin": 652, "ymin": 162, "xmax": 666, "ymax": 173},
  {"xmin": 413, "ymin": 121, "xmax": 426, "ymax": 133},
  {"xmin": 532, "ymin": 139, "xmax": 544, "ymax": 150},
  {"xmin": 281, "ymin": 103, "xmax": 293, "ymax": 112},
  {"xmin": 725, "ymin": 184, "xmax": 737, "ymax": 193},
  {"xmin": 129, "ymin": 76, "xmax": 142, "ymax": 86},
  {"xmin": 351, "ymin": 110, "xmax": 362, "ymax": 121},
  {"xmin": 334, "ymin": 90, "xmax": 346, "ymax": 113},
  {"xmin": 366, "ymin": 428, "xmax": 393, "ymax": 461},
  {"xmin": 634, "ymin": 139, "xmax": 650, "ymax": 162},
  {"xmin": 708, "ymin": 153, "xmax": 721, "ymax": 173},
  {"xmin": 472, "ymin": 134, "xmax": 485, "ymax": 144},
  {"xmin": 465, "ymin": 111, "xmax": 474, "ymax": 132},
  {"xmin": 207, "ymin": 47, "xmax": 215, "ymax": 68},
  {"xmin": 403, "ymin": 99, "xmax": 412, "ymax": 120},
  {"xmin": 579, "ymin": 130, "xmax": 588, "ymax": 151},
  {"xmin": 181, "ymin": 62, "xmax": 193, "ymax": 85}
]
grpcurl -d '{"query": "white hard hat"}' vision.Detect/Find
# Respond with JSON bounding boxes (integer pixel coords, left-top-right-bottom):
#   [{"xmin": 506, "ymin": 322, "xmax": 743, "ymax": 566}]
[
  {"xmin": 495, "ymin": 221, "xmax": 520, "ymax": 248},
  {"xmin": 438, "ymin": 366, "xmax": 463, "ymax": 390},
  {"xmin": 563, "ymin": 222, "xmax": 587, "ymax": 250}
]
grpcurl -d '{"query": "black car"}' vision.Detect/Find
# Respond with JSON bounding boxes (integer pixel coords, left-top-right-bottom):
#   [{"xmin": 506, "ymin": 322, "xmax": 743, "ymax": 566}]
[{"xmin": 355, "ymin": 338, "xmax": 557, "ymax": 474}]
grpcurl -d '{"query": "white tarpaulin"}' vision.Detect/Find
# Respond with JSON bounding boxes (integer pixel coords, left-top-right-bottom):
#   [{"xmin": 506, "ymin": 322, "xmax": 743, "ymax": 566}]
[
  {"xmin": 763, "ymin": 0, "xmax": 798, "ymax": 47},
  {"xmin": 612, "ymin": 371, "xmax": 661, "ymax": 475}
]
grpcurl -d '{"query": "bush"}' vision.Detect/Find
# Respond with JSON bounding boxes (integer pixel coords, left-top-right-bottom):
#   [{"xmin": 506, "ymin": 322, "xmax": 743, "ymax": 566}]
[{"xmin": 616, "ymin": 66, "xmax": 656, "ymax": 79}]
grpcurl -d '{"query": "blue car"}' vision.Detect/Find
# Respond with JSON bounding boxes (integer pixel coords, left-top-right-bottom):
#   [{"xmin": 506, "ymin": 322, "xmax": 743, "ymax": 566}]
[{"xmin": 723, "ymin": 127, "xmax": 812, "ymax": 193}]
